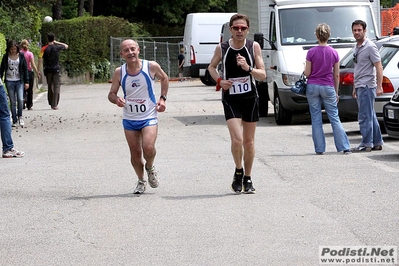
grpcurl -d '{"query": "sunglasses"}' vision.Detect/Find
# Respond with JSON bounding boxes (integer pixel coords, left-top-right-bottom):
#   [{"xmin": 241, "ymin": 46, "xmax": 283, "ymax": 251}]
[
  {"xmin": 353, "ymin": 53, "xmax": 357, "ymax": 63},
  {"xmin": 231, "ymin": 26, "xmax": 248, "ymax": 31}
]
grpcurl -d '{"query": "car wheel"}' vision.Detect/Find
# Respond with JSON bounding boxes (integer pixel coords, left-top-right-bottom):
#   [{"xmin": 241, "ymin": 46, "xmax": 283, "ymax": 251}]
[
  {"xmin": 200, "ymin": 76, "xmax": 212, "ymax": 85},
  {"xmin": 200, "ymin": 70, "xmax": 216, "ymax": 86},
  {"xmin": 274, "ymin": 93, "xmax": 292, "ymax": 125}
]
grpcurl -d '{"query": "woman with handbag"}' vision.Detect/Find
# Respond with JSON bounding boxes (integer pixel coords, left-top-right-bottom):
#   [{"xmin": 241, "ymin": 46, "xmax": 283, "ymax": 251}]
[{"xmin": 304, "ymin": 23, "xmax": 351, "ymax": 155}]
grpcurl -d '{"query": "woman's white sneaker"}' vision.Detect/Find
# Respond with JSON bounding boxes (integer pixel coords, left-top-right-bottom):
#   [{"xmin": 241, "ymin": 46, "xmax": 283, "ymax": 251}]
[{"xmin": 19, "ymin": 117, "xmax": 24, "ymax": 127}]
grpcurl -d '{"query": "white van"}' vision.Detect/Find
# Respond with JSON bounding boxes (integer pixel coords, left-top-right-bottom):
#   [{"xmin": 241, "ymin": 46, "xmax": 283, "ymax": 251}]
[
  {"xmin": 183, "ymin": 12, "xmax": 236, "ymax": 85},
  {"xmin": 220, "ymin": 21, "xmax": 231, "ymax": 43},
  {"xmin": 238, "ymin": 0, "xmax": 381, "ymax": 124}
]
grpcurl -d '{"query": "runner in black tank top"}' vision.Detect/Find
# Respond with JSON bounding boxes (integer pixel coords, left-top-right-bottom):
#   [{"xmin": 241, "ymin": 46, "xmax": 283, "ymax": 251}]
[{"xmin": 207, "ymin": 14, "xmax": 266, "ymax": 194}]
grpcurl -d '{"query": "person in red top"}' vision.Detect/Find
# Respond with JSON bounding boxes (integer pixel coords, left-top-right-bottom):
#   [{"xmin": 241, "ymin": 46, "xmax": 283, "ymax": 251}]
[
  {"xmin": 20, "ymin": 39, "xmax": 41, "ymax": 110},
  {"xmin": 38, "ymin": 33, "xmax": 68, "ymax": 110}
]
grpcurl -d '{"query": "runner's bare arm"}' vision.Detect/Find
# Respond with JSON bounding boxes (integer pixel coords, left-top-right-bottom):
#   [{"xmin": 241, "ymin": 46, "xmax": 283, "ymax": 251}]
[
  {"xmin": 208, "ymin": 44, "xmax": 222, "ymax": 82},
  {"xmin": 151, "ymin": 61, "xmax": 169, "ymax": 97},
  {"xmin": 108, "ymin": 67, "xmax": 125, "ymax": 107},
  {"xmin": 252, "ymin": 42, "xmax": 266, "ymax": 81},
  {"xmin": 150, "ymin": 61, "xmax": 168, "ymax": 112}
]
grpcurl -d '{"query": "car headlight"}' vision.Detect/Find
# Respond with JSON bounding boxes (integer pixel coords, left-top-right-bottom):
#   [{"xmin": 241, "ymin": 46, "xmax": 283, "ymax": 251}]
[{"xmin": 282, "ymin": 74, "xmax": 302, "ymax": 86}]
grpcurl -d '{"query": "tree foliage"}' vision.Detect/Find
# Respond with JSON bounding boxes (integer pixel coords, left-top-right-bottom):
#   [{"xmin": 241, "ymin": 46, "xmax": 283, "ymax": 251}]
[
  {"xmin": 0, "ymin": 3, "xmax": 42, "ymax": 42},
  {"xmin": 93, "ymin": 0, "xmax": 237, "ymax": 25},
  {"xmin": 2, "ymin": 0, "xmax": 394, "ymax": 81}
]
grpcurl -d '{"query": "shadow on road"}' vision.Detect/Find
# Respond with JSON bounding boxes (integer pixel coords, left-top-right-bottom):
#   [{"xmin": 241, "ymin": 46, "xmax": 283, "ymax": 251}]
[
  {"xmin": 173, "ymin": 114, "xmax": 226, "ymax": 126},
  {"xmin": 162, "ymin": 193, "xmax": 238, "ymax": 201}
]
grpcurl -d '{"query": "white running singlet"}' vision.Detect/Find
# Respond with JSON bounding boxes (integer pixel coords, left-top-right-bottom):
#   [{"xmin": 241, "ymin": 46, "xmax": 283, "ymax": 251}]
[{"xmin": 121, "ymin": 60, "xmax": 157, "ymax": 121}]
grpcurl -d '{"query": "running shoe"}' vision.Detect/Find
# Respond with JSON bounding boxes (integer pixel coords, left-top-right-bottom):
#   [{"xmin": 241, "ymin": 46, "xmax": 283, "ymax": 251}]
[
  {"xmin": 133, "ymin": 179, "xmax": 147, "ymax": 194},
  {"xmin": 231, "ymin": 169, "xmax": 243, "ymax": 193},
  {"xmin": 19, "ymin": 117, "xmax": 24, "ymax": 127},
  {"xmin": 146, "ymin": 165, "xmax": 159, "ymax": 188},
  {"xmin": 243, "ymin": 176, "xmax": 256, "ymax": 194},
  {"xmin": 3, "ymin": 148, "xmax": 25, "ymax": 158}
]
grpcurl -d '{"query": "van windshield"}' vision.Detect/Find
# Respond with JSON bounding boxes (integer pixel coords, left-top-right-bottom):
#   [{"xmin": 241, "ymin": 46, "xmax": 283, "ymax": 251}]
[{"xmin": 279, "ymin": 6, "xmax": 377, "ymax": 45}]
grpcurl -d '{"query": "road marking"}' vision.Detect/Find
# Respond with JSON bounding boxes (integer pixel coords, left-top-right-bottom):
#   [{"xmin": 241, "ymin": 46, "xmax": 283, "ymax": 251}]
[{"xmin": 33, "ymin": 92, "xmax": 45, "ymax": 103}]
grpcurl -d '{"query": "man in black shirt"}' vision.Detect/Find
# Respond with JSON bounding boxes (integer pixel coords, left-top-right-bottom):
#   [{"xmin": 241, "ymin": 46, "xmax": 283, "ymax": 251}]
[{"xmin": 38, "ymin": 33, "xmax": 68, "ymax": 110}]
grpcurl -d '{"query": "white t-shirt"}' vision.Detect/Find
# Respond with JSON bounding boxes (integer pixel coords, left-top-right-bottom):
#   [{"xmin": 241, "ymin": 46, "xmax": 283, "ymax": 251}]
[{"xmin": 6, "ymin": 57, "xmax": 20, "ymax": 81}]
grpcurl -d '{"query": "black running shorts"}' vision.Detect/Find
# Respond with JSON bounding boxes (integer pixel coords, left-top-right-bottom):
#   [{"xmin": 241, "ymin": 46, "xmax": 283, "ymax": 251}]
[{"xmin": 222, "ymin": 97, "xmax": 259, "ymax": 122}]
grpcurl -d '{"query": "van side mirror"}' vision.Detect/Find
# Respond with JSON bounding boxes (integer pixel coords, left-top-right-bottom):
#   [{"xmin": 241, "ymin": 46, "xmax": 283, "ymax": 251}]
[{"xmin": 254, "ymin": 33, "xmax": 264, "ymax": 49}]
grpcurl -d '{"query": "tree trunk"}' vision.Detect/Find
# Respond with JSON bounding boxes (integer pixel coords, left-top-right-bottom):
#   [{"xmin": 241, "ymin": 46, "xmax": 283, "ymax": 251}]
[
  {"xmin": 88, "ymin": 0, "xmax": 94, "ymax": 16},
  {"xmin": 52, "ymin": 0, "xmax": 62, "ymax": 20},
  {"xmin": 78, "ymin": 0, "xmax": 84, "ymax": 17}
]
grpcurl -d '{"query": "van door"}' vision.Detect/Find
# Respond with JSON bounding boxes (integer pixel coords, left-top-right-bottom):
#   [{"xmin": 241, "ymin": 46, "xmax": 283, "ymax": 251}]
[{"xmin": 264, "ymin": 10, "xmax": 276, "ymax": 101}]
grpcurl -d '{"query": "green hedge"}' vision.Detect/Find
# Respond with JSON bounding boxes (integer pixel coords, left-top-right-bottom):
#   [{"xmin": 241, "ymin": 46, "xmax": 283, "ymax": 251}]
[
  {"xmin": 0, "ymin": 33, "xmax": 6, "ymax": 55},
  {"xmin": 40, "ymin": 16, "xmax": 149, "ymax": 82}
]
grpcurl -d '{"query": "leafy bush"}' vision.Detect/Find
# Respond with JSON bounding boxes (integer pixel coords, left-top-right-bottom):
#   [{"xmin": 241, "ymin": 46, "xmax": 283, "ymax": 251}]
[
  {"xmin": 0, "ymin": 5, "xmax": 42, "ymax": 44},
  {"xmin": 0, "ymin": 33, "xmax": 6, "ymax": 55},
  {"xmin": 91, "ymin": 59, "xmax": 111, "ymax": 82}
]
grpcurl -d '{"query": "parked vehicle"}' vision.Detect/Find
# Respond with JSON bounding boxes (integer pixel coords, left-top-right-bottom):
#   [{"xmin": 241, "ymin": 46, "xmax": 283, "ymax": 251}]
[
  {"xmin": 182, "ymin": 13, "xmax": 236, "ymax": 86},
  {"xmin": 338, "ymin": 37, "xmax": 399, "ymax": 130},
  {"xmin": 238, "ymin": 0, "xmax": 381, "ymax": 124},
  {"xmin": 220, "ymin": 21, "xmax": 231, "ymax": 43},
  {"xmin": 383, "ymin": 88, "xmax": 399, "ymax": 138}
]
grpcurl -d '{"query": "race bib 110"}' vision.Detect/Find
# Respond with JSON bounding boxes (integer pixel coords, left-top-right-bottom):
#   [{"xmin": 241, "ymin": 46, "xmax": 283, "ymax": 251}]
[{"xmin": 228, "ymin": 76, "xmax": 252, "ymax": 95}]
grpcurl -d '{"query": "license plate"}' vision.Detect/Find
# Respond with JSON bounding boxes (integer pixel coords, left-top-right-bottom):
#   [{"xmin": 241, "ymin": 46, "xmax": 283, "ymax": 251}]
[{"xmin": 388, "ymin": 109, "xmax": 395, "ymax": 119}]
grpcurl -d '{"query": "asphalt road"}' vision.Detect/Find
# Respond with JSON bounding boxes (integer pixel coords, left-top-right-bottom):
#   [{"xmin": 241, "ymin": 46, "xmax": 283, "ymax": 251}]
[{"xmin": 1, "ymin": 79, "xmax": 398, "ymax": 266}]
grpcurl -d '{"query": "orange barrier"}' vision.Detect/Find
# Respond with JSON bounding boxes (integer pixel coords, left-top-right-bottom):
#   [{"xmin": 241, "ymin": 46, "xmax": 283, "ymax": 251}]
[{"xmin": 381, "ymin": 4, "xmax": 399, "ymax": 36}]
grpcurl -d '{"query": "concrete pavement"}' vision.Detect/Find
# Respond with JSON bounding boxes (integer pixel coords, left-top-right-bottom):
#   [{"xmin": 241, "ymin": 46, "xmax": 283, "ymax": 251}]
[{"xmin": 1, "ymin": 80, "xmax": 398, "ymax": 265}]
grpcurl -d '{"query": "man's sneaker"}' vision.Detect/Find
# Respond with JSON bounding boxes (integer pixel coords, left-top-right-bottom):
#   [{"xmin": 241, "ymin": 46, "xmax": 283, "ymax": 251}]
[
  {"xmin": 146, "ymin": 166, "xmax": 159, "ymax": 188},
  {"xmin": 19, "ymin": 117, "xmax": 24, "ymax": 127},
  {"xmin": 372, "ymin": 145, "xmax": 383, "ymax": 151},
  {"xmin": 243, "ymin": 176, "xmax": 256, "ymax": 194},
  {"xmin": 133, "ymin": 179, "xmax": 147, "ymax": 194},
  {"xmin": 351, "ymin": 146, "xmax": 372, "ymax": 152},
  {"xmin": 12, "ymin": 122, "xmax": 17, "ymax": 127},
  {"xmin": 3, "ymin": 148, "xmax": 25, "ymax": 158},
  {"xmin": 231, "ymin": 169, "xmax": 243, "ymax": 193}
]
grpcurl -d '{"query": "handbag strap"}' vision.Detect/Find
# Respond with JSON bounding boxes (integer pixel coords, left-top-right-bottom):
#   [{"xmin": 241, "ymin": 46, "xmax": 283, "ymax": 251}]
[{"xmin": 301, "ymin": 72, "xmax": 307, "ymax": 82}]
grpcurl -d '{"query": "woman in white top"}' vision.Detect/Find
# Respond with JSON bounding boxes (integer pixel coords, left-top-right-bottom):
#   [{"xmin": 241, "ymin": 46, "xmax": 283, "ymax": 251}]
[{"xmin": 0, "ymin": 40, "xmax": 29, "ymax": 127}]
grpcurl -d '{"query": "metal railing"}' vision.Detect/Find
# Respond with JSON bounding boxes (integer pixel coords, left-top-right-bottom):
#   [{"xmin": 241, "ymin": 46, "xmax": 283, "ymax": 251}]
[{"xmin": 110, "ymin": 36, "xmax": 183, "ymax": 79}]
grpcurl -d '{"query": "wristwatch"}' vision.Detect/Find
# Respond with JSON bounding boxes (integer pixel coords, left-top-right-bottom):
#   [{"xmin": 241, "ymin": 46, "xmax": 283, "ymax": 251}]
[
  {"xmin": 160, "ymin": 95, "xmax": 167, "ymax": 101},
  {"xmin": 248, "ymin": 66, "xmax": 253, "ymax": 73}
]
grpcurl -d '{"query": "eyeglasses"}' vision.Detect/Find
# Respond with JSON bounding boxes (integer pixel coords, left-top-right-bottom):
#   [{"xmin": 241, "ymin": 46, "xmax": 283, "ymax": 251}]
[
  {"xmin": 231, "ymin": 26, "xmax": 248, "ymax": 31},
  {"xmin": 353, "ymin": 52, "xmax": 357, "ymax": 63}
]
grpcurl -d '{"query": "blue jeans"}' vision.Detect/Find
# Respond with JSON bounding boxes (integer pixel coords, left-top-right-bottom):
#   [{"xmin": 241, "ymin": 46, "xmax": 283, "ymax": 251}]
[
  {"xmin": 355, "ymin": 86, "xmax": 383, "ymax": 148},
  {"xmin": 0, "ymin": 85, "xmax": 14, "ymax": 152},
  {"xmin": 307, "ymin": 84, "xmax": 351, "ymax": 153},
  {"xmin": 5, "ymin": 80, "xmax": 24, "ymax": 124}
]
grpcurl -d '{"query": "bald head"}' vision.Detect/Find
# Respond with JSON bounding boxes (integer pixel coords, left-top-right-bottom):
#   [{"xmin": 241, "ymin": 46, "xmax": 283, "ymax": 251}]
[
  {"xmin": 120, "ymin": 39, "xmax": 141, "ymax": 61},
  {"xmin": 120, "ymin": 39, "xmax": 139, "ymax": 51}
]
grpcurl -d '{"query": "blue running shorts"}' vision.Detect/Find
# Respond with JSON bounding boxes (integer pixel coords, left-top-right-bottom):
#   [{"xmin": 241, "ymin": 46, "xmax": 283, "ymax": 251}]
[{"xmin": 123, "ymin": 118, "xmax": 158, "ymax": 131}]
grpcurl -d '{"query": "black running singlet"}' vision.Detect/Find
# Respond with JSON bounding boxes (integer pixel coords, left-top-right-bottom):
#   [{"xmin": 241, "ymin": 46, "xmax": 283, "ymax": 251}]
[{"xmin": 220, "ymin": 39, "xmax": 258, "ymax": 100}]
